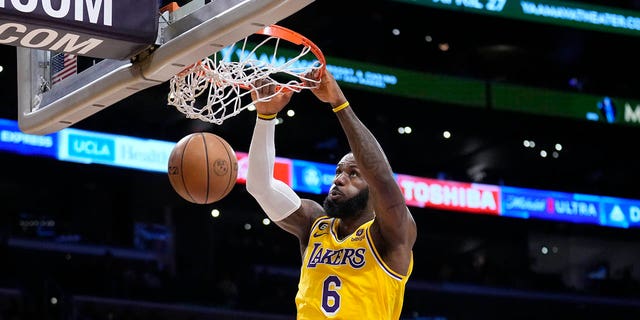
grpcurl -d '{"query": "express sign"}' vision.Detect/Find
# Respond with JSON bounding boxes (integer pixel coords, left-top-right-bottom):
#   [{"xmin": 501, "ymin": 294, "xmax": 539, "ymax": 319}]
[{"xmin": 0, "ymin": 0, "xmax": 158, "ymax": 59}]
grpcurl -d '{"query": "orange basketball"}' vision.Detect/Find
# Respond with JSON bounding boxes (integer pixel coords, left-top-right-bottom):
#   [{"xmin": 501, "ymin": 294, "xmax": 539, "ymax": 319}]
[{"xmin": 167, "ymin": 132, "xmax": 238, "ymax": 204}]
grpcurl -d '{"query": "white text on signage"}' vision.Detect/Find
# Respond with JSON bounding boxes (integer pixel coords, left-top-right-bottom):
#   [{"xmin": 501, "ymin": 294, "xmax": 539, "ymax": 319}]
[
  {"xmin": 0, "ymin": 22, "xmax": 103, "ymax": 54},
  {"xmin": 0, "ymin": 0, "xmax": 112, "ymax": 26}
]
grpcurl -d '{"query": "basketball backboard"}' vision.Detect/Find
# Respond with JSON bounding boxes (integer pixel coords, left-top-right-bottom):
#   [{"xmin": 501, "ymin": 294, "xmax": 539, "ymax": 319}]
[{"xmin": 16, "ymin": 0, "xmax": 315, "ymax": 135}]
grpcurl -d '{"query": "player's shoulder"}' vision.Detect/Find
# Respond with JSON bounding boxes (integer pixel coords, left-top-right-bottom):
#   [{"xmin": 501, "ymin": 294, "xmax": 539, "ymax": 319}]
[
  {"xmin": 311, "ymin": 214, "xmax": 332, "ymax": 229},
  {"xmin": 300, "ymin": 198, "xmax": 327, "ymax": 222}
]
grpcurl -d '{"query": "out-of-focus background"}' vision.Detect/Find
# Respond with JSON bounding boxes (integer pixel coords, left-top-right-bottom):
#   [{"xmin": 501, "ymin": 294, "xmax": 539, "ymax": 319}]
[{"xmin": 1, "ymin": 0, "xmax": 640, "ymax": 319}]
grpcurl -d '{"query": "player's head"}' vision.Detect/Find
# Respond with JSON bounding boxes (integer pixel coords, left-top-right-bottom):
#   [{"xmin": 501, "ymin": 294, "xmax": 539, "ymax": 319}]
[{"xmin": 323, "ymin": 152, "xmax": 370, "ymax": 218}]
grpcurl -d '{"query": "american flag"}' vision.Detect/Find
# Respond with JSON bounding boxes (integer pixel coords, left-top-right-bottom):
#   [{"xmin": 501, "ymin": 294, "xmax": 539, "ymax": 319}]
[{"xmin": 51, "ymin": 52, "xmax": 77, "ymax": 85}]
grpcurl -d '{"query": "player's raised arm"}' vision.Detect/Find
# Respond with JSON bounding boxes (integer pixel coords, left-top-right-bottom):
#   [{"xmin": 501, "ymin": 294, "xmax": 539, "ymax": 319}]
[
  {"xmin": 245, "ymin": 82, "xmax": 325, "ymax": 254},
  {"xmin": 308, "ymin": 69, "xmax": 417, "ymax": 275}
]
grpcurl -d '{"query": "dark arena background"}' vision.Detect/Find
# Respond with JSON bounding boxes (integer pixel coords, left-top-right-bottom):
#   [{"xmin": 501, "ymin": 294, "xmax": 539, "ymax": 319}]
[{"xmin": 1, "ymin": 0, "xmax": 640, "ymax": 319}]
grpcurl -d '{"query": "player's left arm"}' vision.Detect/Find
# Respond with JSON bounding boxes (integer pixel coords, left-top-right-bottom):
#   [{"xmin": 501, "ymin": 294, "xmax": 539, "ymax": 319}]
[
  {"xmin": 336, "ymin": 106, "xmax": 417, "ymax": 276},
  {"xmin": 307, "ymin": 69, "xmax": 416, "ymax": 275}
]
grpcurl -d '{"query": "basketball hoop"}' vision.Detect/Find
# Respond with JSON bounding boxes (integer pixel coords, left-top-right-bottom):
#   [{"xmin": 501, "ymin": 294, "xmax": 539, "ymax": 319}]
[{"xmin": 168, "ymin": 24, "xmax": 326, "ymax": 124}]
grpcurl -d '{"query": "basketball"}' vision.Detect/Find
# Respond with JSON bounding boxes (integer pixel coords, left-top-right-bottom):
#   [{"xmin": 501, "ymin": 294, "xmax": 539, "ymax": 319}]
[{"xmin": 167, "ymin": 132, "xmax": 238, "ymax": 204}]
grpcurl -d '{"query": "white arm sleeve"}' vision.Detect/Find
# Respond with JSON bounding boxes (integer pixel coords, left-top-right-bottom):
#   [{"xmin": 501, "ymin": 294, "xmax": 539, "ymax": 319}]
[{"xmin": 246, "ymin": 118, "xmax": 301, "ymax": 221}]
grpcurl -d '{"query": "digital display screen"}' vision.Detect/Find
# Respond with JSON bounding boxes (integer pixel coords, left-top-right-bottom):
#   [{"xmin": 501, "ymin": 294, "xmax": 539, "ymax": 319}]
[
  {"xmin": 395, "ymin": 0, "xmax": 640, "ymax": 37},
  {"xmin": 2, "ymin": 117, "xmax": 639, "ymax": 229}
]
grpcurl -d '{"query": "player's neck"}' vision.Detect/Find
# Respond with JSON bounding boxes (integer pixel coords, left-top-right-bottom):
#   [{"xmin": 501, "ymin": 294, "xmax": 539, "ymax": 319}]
[{"xmin": 335, "ymin": 212, "xmax": 374, "ymax": 239}]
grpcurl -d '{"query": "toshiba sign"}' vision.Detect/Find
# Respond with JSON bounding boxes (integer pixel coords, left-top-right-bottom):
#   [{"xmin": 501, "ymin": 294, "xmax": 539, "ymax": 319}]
[
  {"xmin": 0, "ymin": 0, "xmax": 158, "ymax": 59},
  {"xmin": 396, "ymin": 174, "xmax": 500, "ymax": 215}
]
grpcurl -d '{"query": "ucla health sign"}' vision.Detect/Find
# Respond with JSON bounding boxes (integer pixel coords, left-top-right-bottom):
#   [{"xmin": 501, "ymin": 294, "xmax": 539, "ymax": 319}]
[
  {"xmin": 65, "ymin": 131, "xmax": 115, "ymax": 162},
  {"xmin": 57, "ymin": 128, "xmax": 174, "ymax": 172}
]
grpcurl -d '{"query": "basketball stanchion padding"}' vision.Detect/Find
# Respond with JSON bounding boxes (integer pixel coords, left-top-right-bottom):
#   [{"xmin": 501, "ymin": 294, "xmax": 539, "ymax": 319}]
[
  {"xmin": 168, "ymin": 24, "xmax": 326, "ymax": 124},
  {"xmin": 167, "ymin": 132, "xmax": 239, "ymax": 204}
]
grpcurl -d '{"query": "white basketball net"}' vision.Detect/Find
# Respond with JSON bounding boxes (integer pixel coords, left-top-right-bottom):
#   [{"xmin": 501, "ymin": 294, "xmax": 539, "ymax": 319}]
[{"xmin": 168, "ymin": 25, "xmax": 325, "ymax": 124}]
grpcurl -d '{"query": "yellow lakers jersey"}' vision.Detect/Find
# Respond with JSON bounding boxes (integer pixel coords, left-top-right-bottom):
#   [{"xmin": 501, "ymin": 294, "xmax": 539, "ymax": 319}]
[{"xmin": 295, "ymin": 216, "xmax": 413, "ymax": 319}]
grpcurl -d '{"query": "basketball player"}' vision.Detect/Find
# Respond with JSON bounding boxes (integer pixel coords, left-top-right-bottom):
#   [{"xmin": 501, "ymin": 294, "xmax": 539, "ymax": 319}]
[{"xmin": 246, "ymin": 69, "xmax": 417, "ymax": 319}]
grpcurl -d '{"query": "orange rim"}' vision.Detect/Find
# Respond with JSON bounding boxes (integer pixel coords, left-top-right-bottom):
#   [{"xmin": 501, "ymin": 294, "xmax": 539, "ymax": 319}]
[
  {"xmin": 255, "ymin": 24, "xmax": 326, "ymax": 76},
  {"xmin": 160, "ymin": 2, "xmax": 180, "ymax": 13},
  {"xmin": 175, "ymin": 24, "xmax": 326, "ymax": 91}
]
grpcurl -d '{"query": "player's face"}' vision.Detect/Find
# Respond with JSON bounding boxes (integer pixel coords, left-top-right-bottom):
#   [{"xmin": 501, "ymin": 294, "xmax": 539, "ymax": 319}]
[{"xmin": 323, "ymin": 153, "xmax": 369, "ymax": 218}]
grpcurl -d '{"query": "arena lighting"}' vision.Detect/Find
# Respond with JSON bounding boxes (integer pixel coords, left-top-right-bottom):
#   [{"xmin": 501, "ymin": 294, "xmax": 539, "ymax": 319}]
[
  {"xmin": 397, "ymin": 126, "xmax": 413, "ymax": 134},
  {"xmin": 568, "ymin": 77, "xmax": 584, "ymax": 90},
  {"xmin": 523, "ymin": 139, "xmax": 561, "ymax": 159},
  {"xmin": 541, "ymin": 246, "xmax": 549, "ymax": 254}
]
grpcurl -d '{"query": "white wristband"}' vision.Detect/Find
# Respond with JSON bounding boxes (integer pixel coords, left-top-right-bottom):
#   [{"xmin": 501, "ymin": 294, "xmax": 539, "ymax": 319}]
[{"xmin": 246, "ymin": 118, "xmax": 301, "ymax": 221}]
